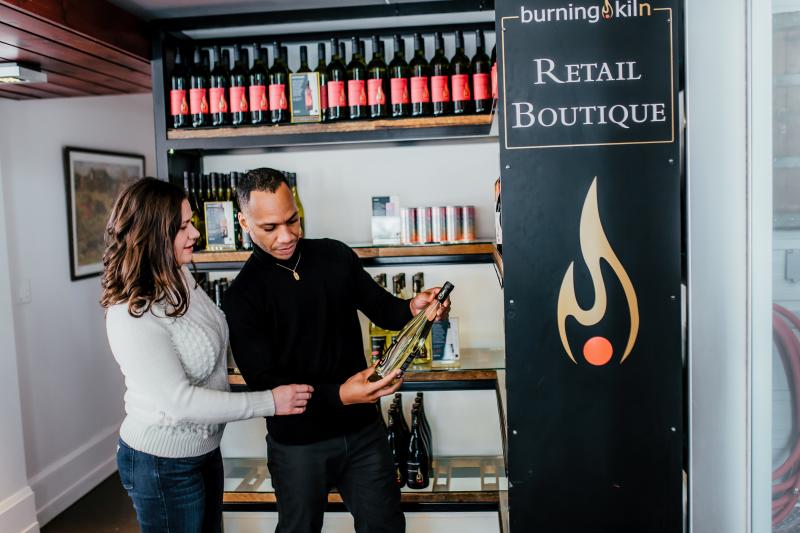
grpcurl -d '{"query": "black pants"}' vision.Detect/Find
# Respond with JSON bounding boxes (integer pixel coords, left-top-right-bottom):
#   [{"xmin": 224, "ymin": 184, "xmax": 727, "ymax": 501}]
[{"xmin": 267, "ymin": 420, "xmax": 405, "ymax": 533}]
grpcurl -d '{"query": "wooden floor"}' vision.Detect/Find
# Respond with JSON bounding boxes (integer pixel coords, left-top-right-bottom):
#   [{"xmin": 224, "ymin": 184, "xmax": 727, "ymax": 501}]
[{"xmin": 42, "ymin": 473, "xmax": 138, "ymax": 533}]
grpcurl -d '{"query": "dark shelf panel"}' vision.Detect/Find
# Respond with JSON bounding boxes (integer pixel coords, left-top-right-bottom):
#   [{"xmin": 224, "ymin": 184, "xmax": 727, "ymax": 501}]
[
  {"xmin": 222, "ymin": 455, "xmax": 505, "ymax": 513},
  {"xmin": 166, "ymin": 114, "xmax": 495, "ymax": 153},
  {"xmin": 191, "ymin": 242, "xmax": 497, "ymax": 271},
  {"xmin": 229, "ymin": 348, "xmax": 505, "ymax": 392}
]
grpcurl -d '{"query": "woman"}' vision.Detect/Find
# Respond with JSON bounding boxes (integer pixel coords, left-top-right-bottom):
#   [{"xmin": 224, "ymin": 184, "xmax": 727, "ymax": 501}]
[{"xmin": 101, "ymin": 177, "xmax": 312, "ymax": 532}]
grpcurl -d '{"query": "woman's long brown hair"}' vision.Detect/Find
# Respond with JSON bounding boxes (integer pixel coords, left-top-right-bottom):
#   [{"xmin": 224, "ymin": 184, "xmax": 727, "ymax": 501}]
[{"xmin": 100, "ymin": 177, "xmax": 190, "ymax": 318}]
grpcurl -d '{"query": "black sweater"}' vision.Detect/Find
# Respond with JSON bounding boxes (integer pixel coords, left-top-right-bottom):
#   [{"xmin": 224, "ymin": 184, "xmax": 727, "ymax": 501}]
[{"xmin": 223, "ymin": 238, "xmax": 412, "ymax": 445}]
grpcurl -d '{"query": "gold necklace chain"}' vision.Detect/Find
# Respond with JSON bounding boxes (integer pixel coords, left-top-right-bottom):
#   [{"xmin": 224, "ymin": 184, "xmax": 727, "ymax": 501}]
[{"xmin": 274, "ymin": 252, "xmax": 302, "ymax": 281}]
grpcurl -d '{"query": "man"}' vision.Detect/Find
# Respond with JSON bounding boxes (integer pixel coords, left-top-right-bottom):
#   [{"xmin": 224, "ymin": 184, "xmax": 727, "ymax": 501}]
[{"xmin": 223, "ymin": 168, "xmax": 450, "ymax": 533}]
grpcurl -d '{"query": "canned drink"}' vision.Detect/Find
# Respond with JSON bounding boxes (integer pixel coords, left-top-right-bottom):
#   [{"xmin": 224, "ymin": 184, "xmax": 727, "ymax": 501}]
[
  {"xmin": 401, "ymin": 208, "xmax": 417, "ymax": 244},
  {"xmin": 431, "ymin": 206, "xmax": 447, "ymax": 243},
  {"xmin": 461, "ymin": 205, "xmax": 476, "ymax": 241},
  {"xmin": 417, "ymin": 207, "xmax": 432, "ymax": 243},
  {"xmin": 445, "ymin": 206, "xmax": 463, "ymax": 242}
]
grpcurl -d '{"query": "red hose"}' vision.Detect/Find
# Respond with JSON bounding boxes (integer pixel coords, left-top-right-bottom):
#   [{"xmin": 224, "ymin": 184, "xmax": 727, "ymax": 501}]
[{"xmin": 771, "ymin": 303, "xmax": 800, "ymax": 526}]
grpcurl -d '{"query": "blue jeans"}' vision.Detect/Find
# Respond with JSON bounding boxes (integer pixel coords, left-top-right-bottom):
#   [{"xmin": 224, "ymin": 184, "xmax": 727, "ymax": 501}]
[{"xmin": 117, "ymin": 440, "xmax": 224, "ymax": 533}]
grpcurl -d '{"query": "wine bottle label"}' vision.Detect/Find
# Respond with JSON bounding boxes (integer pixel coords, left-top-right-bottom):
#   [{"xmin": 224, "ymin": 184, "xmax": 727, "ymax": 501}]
[
  {"xmin": 367, "ymin": 79, "xmax": 386, "ymax": 106},
  {"xmin": 348, "ymin": 80, "xmax": 367, "ymax": 106},
  {"xmin": 473, "ymin": 73, "xmax": 490, "ymax": 101},
  {"xmin": 209, "ymin": 87, "xmax": 228, "ymax": 114},
  {"xmin": 190, "ymin": 88, "xmax": 208, "ymax": 114},
  {"xmin": 410, "ymin": 76, "xmax": 430, "ymax": 104},
  {"xmin": 320, "ymin": 82, "xmax": 328, "ymax": 109},
  {"xmin": 269, "ymin": 84, "xmax": 288, "ymax": 110},
  {"xmin": 249, "ymin": 85, "xmax": 269, "ymax": 112},
  {"xmin": 230, "ymin": 86, "xmax": 248, "ymax": 113},
  {"xmin": 390, "ymin": 78, "xmax": 409, "ymax": 105},
  {"xmin": 451, "ymin": 74, "xmax": 471, "ymax": 102},
  {"xmin": 491, "ymin": 63, "xmax": 498, "ymax": 99},
  {"xmin": 327, "ymin": 80, "xmax": 347, "ymax": 108},
  {"xmin": 170, "ymin": 89, "xmax": 189, "ymax": 116},
  {"xmin": 431, "ymin": 76, "xmax": 450, "ymax": 103}
]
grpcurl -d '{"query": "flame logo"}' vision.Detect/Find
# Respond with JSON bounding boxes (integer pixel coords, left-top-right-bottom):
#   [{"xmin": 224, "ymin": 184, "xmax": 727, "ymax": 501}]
[
  {"xmin": 602, "ymin": 0, "xmax": 613, "ymax": 19},
  {"xmin": 557, "ymin": 178, "xmax": 639, "ymax": 365}
]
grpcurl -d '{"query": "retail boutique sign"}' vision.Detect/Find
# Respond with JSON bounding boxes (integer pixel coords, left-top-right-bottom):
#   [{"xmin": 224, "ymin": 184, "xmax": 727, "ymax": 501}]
[
  {"xmin": 500, "ymin": 1, "xmax": 675, "ymax": 148},
  {"xmin": 498, "ymin": 0, "xmax": 683, "ymax": 531}
]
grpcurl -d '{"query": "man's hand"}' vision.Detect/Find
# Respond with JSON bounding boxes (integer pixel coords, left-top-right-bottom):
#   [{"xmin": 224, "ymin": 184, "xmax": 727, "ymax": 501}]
[
  {"xmin": 272, "ymin": 384, "xmax": 314, "ymax": 415},
  {"xmin": 339, "ymin": 367, "xmax": 403, "ymax": 405},
  {"xmin": 409, "ymin": 286, "xmax": 451, "ymax": 321}
]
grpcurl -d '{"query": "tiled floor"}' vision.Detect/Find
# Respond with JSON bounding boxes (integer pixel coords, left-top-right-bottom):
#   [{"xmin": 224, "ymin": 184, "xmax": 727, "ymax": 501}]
[{"xmin": 42, "ymin": 473, "xmax": 138, "ymax": 533}]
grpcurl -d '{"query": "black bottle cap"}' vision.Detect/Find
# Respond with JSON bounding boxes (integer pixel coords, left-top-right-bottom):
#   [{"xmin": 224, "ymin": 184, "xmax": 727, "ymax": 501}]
[{"xmin": 436, "ymin": 281, "xmax": 454, "ymax": 302}]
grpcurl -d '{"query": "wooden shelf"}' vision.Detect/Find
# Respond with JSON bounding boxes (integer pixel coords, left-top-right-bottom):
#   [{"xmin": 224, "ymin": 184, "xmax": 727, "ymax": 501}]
[
  {"xmin": 492, "ymin": 247, "xmax": 503, "ymax": 286},
  {"xmin": 229, "ymin": 348, "xmax": 504, "ymax": 392},
  {"xmin": 166, "ymin": 114, "xmax": 495, "ymax": 152},
  {"xmin": 191, "ymin": 242, "xmax": 497, "ymax": 271},
  {"xmin": 222, "ymin": 455, "xmax": 504, "ymax": 512}
]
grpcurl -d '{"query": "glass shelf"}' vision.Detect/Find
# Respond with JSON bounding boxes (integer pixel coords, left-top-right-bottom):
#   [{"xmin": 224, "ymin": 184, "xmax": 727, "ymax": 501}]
[
  {"xmin": 229, "ymin": 348, "xmax": 505, "ymax": 392},
  {"xmin": 222, "ymin": 455, "xmax": 505, "ymax": 511}
]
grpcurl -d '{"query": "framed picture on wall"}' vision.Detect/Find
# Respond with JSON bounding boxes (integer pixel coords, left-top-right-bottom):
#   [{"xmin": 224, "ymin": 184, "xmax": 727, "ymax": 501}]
[{"xmin": 63, "ymin": 147, "xmax": 144, "ymax": 281}]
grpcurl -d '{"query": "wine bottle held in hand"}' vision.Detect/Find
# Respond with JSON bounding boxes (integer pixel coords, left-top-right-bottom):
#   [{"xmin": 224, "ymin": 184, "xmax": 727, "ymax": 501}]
[{"xmin": 369, "ymin": 282, "xmax": 454, "ymax": 382}]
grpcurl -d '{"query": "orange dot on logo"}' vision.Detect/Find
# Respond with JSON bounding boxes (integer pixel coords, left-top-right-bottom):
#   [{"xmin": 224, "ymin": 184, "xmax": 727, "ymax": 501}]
[{"xmin": 583, "ymin": 336, "xmax": 613, "ymax": 366}]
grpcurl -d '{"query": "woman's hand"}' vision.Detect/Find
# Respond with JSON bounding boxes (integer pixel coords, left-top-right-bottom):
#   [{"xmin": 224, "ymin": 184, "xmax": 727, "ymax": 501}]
[
  {"xmin": 272, "ymin": 384, "xmax": 314, "ymax": 415},
  {"xmin": 339, "ymin": 367, "xmax": 403, "ymax": 405}
]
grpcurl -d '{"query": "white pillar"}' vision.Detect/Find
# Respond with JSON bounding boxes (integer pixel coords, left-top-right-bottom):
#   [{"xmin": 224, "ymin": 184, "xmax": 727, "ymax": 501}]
[{"xmin": 0, "ymin": 151, "xmax": 39, "ymax": 532}]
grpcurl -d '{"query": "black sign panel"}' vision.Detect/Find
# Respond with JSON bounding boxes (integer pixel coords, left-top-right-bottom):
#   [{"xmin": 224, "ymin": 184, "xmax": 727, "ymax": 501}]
[
  {"xmin": 501, "ymin": 1, "xmax": 675, "ymax": 148},
  {"xmin": 498, "ymin": 1, "xmax": 683, "ymax": 531}
]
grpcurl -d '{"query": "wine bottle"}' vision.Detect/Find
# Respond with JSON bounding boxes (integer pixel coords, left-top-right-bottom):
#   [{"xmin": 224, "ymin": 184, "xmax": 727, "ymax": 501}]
[
  {"xmin": 209, "ymin": 173, "xmax": 219, "ymax": 202},
  {"xmin": 209, "ymin": 46, "xmax": 229, "ymax": 127},
  {"xmin": 326, "ymin": 38, "xmax": 348, "ymax": 121},
  {"xmin": 490, "ymin": 44, "xmax": 498, "ymax": 101},
  {"xmin": 269, "ymin": 42, "xmax": 289, "ymax": 124},
  {"xmin": 369, "ymin": 282, "xmax": 454, "ymax": 381},
  {"xmin": 369, "ymin": 273, "xmax": 390, "ymax": 364},
  {"xmin": 190, "ymin": 47, "xmax": 210, "ymax": 127},
  {"xmin": 170, "ymin": 47, "xmax": 190, "ymax": 128},
  {"xmin": 367, "ymin": 36, "xmax": 389, "ymax": 119},
  {"xmin": 415, "ymin": 393, "xmax": 433, "ymax": 476},
  {"xmin": 231, "ymin": 172, "xmax": 243, "ymax": 249},
  {"xmin": 471, "ymin": 30, "xmax": 492, "ymax": 115},
  {"xmin": 315, "ymin": 43, "xmax": 329, "ymax": 122},
  {"xmin": 409, "ymin": 33, "xmax": 431, "ymax": 117},
  {"xmin": 451, "ymin": 31, "xmax": 472, "ymax": 115},
  {"xmin": 347, "ymin": 37, "xmax": 368, "ymax": 120},
  {"xmin": 406, "ymin": 409, "xmax": 431, "ymax": 489},
  {"xmin": 296, "ymin": 46, "xmax": 315, "ymax": 113},
  {"xmin": 183, "ymin": 171, "xmax": 202, "ymax": 247},
  {"xmin": 297, "ymin": 45, "xmax": 311, "ymax": 73},
  {"xmin": 386, "ymin": 406, "xmax": 408, "ymax": 487},
  {"xmin": 230, "ymin": 45, "xmax": 250, "ymax": 126},
  {"xmin": 430, "ymin": 32, "xmax": 451, "ymax": 117},
  {"xmin": 388, "ymin": 35, "xmax": 410, "ymax": 118},
  {"xmin": 249, "ymin": 44, "xmax": 270, "ymax": 125},
  {"xmin": 411, "ymin": 272, "xmax": 433, "ymax": 364},
  {"xmin": 286, "ymin": 172, "xmax": 305, "ymax": 234},
  {"xmin": 216, "ymin": 171, "xmax": 225, "ymax": 201},
  {"xmin": 394, "ymin": 393, "xmax": 410, "ymax": 438}
]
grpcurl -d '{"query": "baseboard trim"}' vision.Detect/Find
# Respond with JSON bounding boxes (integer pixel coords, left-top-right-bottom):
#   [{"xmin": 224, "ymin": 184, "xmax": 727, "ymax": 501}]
[
  {"xmin": 0, "ymin": 486, "xmax": 39, "ymax": 533},
  {"xmin": 29, "ymin": 422, "xmax": 120, "ymax": 526}
]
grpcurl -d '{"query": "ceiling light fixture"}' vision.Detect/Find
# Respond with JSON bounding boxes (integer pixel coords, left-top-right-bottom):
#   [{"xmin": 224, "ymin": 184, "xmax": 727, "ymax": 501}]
[{"xmin": 0, "ymin": 63, "xmax": 47, "ymax": 84}]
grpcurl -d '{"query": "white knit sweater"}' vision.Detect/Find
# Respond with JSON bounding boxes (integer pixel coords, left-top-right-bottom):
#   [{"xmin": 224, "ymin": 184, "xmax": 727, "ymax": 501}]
[{"xmin": 106, "ymin": 268, "xmax": 275, "ymax": 458}]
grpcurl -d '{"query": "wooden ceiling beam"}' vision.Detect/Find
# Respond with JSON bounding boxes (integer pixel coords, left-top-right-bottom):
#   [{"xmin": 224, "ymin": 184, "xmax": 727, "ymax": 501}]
[
  {"xmin": 0, "ymin": 42, "xmax": 147, "ymax": 93},
  {"xmin": 0, "ymin": 22, "xmax": 151, "ymax": 88},
  {"xmin": 0, "ymin": 0, "xmax": 150, "ymax": 60},
  {"xmin": 0, "ymin": 5, "xmax": 150, "ymax": 75}
]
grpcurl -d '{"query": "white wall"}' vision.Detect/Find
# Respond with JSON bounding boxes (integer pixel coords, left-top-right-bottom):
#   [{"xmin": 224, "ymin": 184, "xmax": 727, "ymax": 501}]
[
  {"xmin": 0, "ymin": 93, "xmax": 155, "ymax": 526},
  {"xmin": 0, "ymin": 105, "xmax": 39, "ymax": 533}
]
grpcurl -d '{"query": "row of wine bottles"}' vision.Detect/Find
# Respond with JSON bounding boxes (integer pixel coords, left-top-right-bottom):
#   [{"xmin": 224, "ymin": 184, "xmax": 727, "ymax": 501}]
[
  {"xmin": 197, "ymin": 275, "xmax": 230, "ymax": 310},
  {"xmin": 369, "ymin": 272, "xmax": 432, "ymax": 366},
  {"xmin": 169, "ymin": 29, "xmax": 497, "ymax": 128},
  {"xmin": 179, "ymin": 170, "xmax": 305, "ymax": 251},
  {"xmin": 385, "ymin": 393, "xmax": 434, "ymax": 490}
]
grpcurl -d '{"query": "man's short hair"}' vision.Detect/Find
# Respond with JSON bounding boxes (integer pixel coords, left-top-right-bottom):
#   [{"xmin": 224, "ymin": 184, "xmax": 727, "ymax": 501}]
[{"xmin": 236, "ymin": 167, "xmax": 289, "ymax": 211}]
